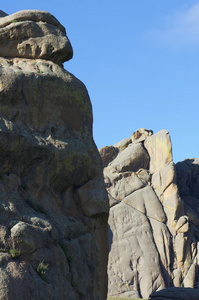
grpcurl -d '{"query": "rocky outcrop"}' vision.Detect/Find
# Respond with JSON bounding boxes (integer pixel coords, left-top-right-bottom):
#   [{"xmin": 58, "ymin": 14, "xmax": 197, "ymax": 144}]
[
  {"xmin": 0, "ymin": 10, "xmax": 109, "ymax": 300},
  {"xmin": 149, "ymin": 287, "xmax": 199, "ymax": 300},
  {"xmin": 100, "ymin": 128, "xmax": 199, "ymax": 299},
  {"xmin": 0, "ymin": 10, "xmax": 73, "ymax": 65}
]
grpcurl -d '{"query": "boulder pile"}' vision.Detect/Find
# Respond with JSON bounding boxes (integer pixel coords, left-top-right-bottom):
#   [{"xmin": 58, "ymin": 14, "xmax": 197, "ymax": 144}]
[
  {"xmin": 0, "ymin": 10, "xmax": 109, "ymax": 300},
  {"xmin": 100, "ymin": 128, "xmax": 199, "ymax": 299}
]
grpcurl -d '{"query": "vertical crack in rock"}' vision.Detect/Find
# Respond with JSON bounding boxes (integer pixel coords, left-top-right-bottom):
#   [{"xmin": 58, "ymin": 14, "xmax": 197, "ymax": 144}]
[{"xmin": 100, "ymin": 128, "xmax": 199, "ymax": 299}]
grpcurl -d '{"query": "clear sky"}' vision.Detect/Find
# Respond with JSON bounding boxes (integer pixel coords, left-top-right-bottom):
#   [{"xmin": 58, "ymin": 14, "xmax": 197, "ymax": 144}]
[{"xmin": 1, "ymin": 1, "xmax": 199, "ymax": 163}]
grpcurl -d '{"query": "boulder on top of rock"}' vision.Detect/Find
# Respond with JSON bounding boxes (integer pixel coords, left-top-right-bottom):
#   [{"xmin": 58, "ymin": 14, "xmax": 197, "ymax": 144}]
[
  {"xmin": 110, "ymin": 143, "xmax": 149, "ymax": 172},
  {"xmin": 131, "ymin": 128, "xmax": 153, "ymax": 143},
  {"xmin": 0, "ymin": 10, "xmax": 73, "ymax": 64},
  {"xmin": 144, "ymin": 129, "xmax": 173, "ymax": 174}
]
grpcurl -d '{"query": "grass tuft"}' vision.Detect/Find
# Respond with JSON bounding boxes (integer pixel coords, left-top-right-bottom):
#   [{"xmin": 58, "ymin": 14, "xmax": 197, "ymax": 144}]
[
  {"xmin": 36, "ymin": 261, "xmax": 49, "ymax": 281},
  {"xmin": 10, "ymin": 249, "xmax": 20, "ymax": 258}
]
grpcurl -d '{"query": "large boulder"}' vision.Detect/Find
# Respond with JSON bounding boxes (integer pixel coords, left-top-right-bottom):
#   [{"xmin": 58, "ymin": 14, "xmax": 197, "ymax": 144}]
[
  {"xmin": 0, "ymin": 10, "xmax": 109, "ymax": 300},
  {"xmin": 0, "ymin": 10, "xmax": 73, "ymax": 65},
  {"xmin": 101, "ymin": 129, "xmax": 199, "ymax": 299},
  {"xmin": 108, "ymin": 202, "xmax": 165, "ymax": 299},
  {"xmin": 110, "ymin": 143, "xmax": 149, "ymax": 172}
]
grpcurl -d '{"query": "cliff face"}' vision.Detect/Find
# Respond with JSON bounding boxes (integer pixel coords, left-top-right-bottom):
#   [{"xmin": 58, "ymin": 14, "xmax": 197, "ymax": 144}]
[
  {"xmin": 0, "ymin": 10, "xmax": 109, "ymax": 300},
  {"xmin": 100, "ymin": 128, "xmax": 199, "ymax": 299}
]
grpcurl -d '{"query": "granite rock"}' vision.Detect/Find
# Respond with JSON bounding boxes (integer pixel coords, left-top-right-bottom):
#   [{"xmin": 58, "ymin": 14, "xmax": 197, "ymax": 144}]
[
  {"xmin": 0, "ymin": 10, "xmax": 109, "ymax": 300},
  {"xmin": 0, "ymin": 10, "xmax": 73, "ymax": 65},
  {"xmin": 101, "ymin": 129, "xmax": 199, "ymax": 298}
]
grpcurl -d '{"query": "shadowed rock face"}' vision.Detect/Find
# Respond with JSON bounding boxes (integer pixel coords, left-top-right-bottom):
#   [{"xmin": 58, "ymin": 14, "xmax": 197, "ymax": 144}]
[
  {"xmin": 0, "ymin": 10, "xmax": 109, "ymax": 300},
  {"xmin": 100, "ymin": 128, "xmax": 199, "ymax": 299},
  {"xmin": 0, "ymin": 10, "xmax": 8, "ymax": 17},
  {"xmin": 149, "ymin": 287, "xmax": 199, "ymax": 300}
]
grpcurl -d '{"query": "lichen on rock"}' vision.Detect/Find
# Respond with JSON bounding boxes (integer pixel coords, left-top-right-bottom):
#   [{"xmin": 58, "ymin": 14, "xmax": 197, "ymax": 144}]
[
  {"xmin": 0, "ymin": 10, "xmax": 73, "ymax": 65},
  {"xmin": 0, "ymin": 9, "xmax": 109, "ymax": 300}
]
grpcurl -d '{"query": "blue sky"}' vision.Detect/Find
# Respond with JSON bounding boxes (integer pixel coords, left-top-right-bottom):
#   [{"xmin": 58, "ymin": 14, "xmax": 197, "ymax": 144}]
[{"xmin": 1, "ymin": 1, "xmax": 199, "ymax": 163}]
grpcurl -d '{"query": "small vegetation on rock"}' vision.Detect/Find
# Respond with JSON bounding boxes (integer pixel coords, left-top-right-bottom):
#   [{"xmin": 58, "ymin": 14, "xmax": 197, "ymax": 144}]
[
  {"xmin": 9, "ymin": 249, "xmax": 20, "ymax": 258},
  {"xmin": 0, "ymin": 248, "xmax": 20, "ymax": 258},
  {"xmin": 36, "ymin": 261, "xmax": 49, "ymax": 281},
  {"xmin": 0, "ymin": 248, "xmax": 8, "ymax": 253}
]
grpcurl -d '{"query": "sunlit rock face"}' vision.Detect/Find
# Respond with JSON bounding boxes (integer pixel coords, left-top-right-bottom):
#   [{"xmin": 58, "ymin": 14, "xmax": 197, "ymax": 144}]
[
  {"xmin": 0, "ymin": 10, "xmax": 73, "ymax": 65},
  {"xmin": 0, "ymin": 10, "xmax": 109, "ymax": 300},
  {"xmin": 100, "ymin": 128, "xmax": 199, "ymax": 299}
]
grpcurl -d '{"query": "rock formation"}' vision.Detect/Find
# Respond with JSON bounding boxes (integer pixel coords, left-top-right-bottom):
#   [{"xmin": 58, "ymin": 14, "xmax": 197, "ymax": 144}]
[
  {"xmin": 0, "ymin": 10, "xmax": 109, "ymax": 300},
  {"xmin": 99, "ymin": 128, "xmax": 199, "ymax": 299},
  {"xmin": 149, "ymin": 287, "xmax": 199, "ymax": 300}
]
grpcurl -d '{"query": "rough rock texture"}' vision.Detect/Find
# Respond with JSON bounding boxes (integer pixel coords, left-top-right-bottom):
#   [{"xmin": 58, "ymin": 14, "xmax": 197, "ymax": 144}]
[
  {"xmin": 0, "ymin": 10, "xmax": 109, "ymax": 300},
  {"xmin": 0, "ymin": 10, "xmax": 73, "ymax": 65},
  {"xmin": 100, "ymin": 128, "xmax": 199, "ymax": 299},
  {"xmin": 149, "ymin": 287, "xmax": 199, "ymax": 300}
]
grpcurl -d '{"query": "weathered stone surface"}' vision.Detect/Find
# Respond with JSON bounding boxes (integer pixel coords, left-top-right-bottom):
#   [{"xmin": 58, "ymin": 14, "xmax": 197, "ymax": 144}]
[
  {"xmin": 149, "ymin": 287, "xmax": 199, "ymax": 300},
  {"xmin": 108, "ymin": 202, "xmax": 165, "ymax": 299},
  {"xmin": 0, "ymin": 10, "xmax": 73, "ymax": 65},
  {"xmin": 100, "ymin": 129, "xmax": 199, "ymax": 299},
  {"xmin": 114, "ymin": 137, "xmax": 132, "ymax": 151},
  {"xmin": 175, "ymin": 216, "xmax": 189, "ymax": 233},
  {"xmin": 110, "ymin": 143, "xmax": 149, "ymax": 172},
  {"xmin": 0, "ymin": 58, "xmax": 91, "ymax": 133},
  {"xmin": 183, "ymin": 263, "xmax": 196, "ymax": 288},
  {"xmin": 104, "ymin": 168, "xmax": 145, "ymax": 203},
  {"xmin": 144, "ymin": 129, "xmax": 173, "ymax": 174},
  {"xmin": 131, "ymin": 128, "xmax": 153, "ymax": 143},
  {"xmin": 162, "ymin": 183, "xmax": 183, "ymax": 235},
  {"xmin": 77, "ymin": 177, "xmax": 109, "ymax": 217},
  {"xmin": 0, "ymin": 259, "xmax": 55, "ymax": 300},
  {"xmin": 149, "ymin": 219, "xmax": 172, "ymax": 286},
  {"xmin": 136, "ymin": 168, "xmax": 151, "ymax": 184},
  {"xmin": 0, "ymin": 10, "xmax": 109, "ymax": 300},
  {"xmin": 99, "ymin": 145, "xmax": 119, "ymax": 167},
  {"xmin": 123, "ymin": 186, "xmax": 166, "ymax": 222},
  {"xmin": 152, "ymin": 162, "xmax": 176, "ymax": 199}
]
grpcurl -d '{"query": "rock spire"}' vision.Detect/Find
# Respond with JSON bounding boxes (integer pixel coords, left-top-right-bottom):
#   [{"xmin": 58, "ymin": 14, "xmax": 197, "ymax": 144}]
[{"xmin": 0, "ymin": 10, "xmax": 109, "ymax": 300}]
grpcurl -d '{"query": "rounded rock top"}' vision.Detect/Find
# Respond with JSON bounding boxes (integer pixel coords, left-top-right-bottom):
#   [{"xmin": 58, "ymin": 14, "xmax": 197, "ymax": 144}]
[{"xmin": 0, "ymin": 9, "xmax": 73, "ymax": 65}]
